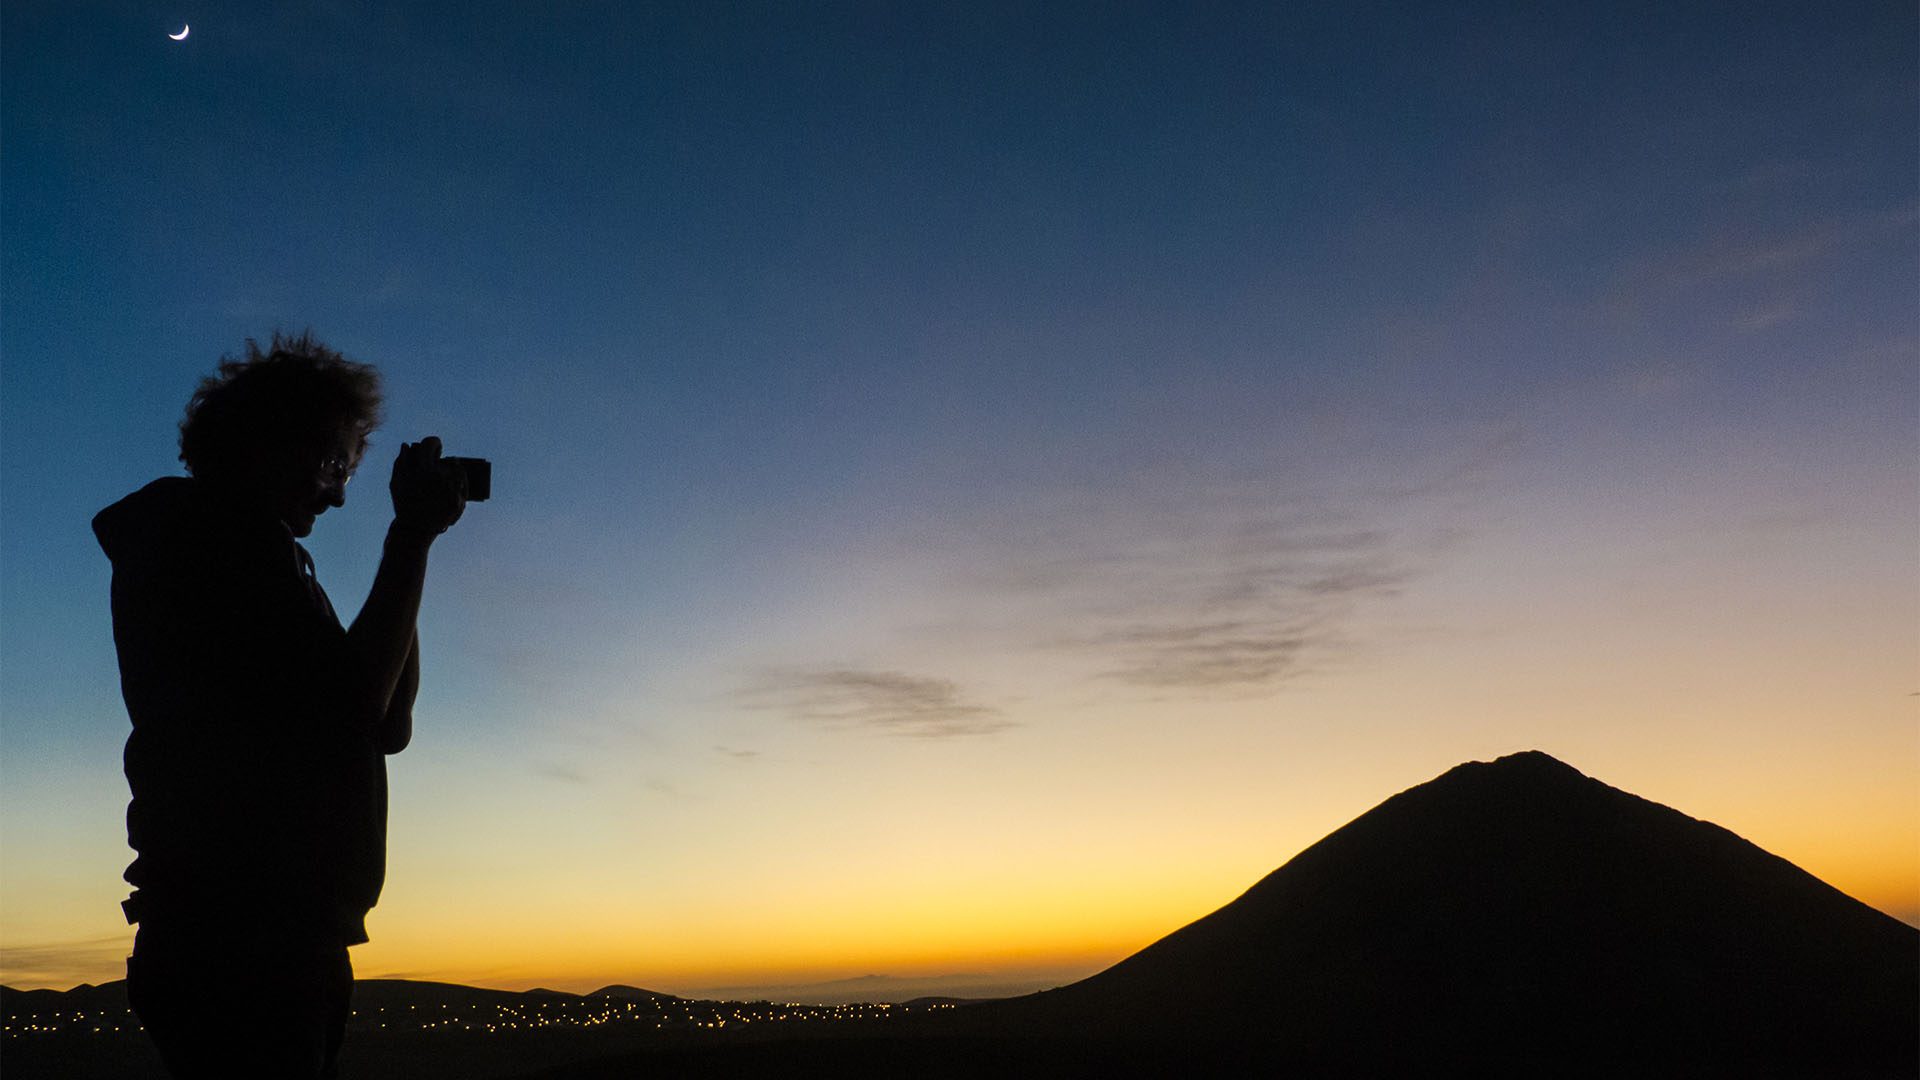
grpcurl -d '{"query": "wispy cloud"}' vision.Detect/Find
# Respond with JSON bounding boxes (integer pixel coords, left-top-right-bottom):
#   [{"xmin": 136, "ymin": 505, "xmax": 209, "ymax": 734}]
[
  {"xmin": 640, "ymin": 776, "xmax": 686, "ymax": 798},
  {"xmin": 901, "ymin": 502, "xmax": 1417, "ymax": 696},
  {"xmin": 1687, "ymin": 222, "xmax": 1853, "ymax": 281},
  {"xmin": 1609, "ymin": 205, "xmax": 1918, "ymax": 334},
  {"xmin": 744, "ymin": 668, "xmax": 1014, "ymax": 738},
  {"xmin": 0, "ymin": 936, "xmax": 132, "ymax": 989},
  {"xmin": 1029, "ymin": 520, "xmax": 1411, "ymax": 690},
  {"xmin": 746, "ymin": 485, "xmax": 1436, "ymax": 715},
  {"xmin": 1727, "ymin": 298, "xmax": 1802, "ymax": 333},
  {"xmin": 1076, "ymin": 619, "xmax": 1316, "ymax": 687},
  {"xmin": 535, "ymin": 762, "xmax": 589, "ymax": 784}
]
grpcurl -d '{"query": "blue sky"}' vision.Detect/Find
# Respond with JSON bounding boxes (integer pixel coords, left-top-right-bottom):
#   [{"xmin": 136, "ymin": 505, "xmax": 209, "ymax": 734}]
[{"xmin": 3, "ymin": 1, "xmax": 1914, "ymax": 994}]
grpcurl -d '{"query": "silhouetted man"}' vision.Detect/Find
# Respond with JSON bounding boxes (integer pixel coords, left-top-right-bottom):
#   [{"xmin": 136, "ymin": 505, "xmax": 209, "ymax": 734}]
[{"xmin": 93, "ymin": 332, "xmax": 467, "ymax": 1078}]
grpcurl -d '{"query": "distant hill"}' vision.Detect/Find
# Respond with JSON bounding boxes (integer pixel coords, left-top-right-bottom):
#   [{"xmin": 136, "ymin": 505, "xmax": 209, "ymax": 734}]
[
  {"xmin": 681, "ymin": 971, "xmax": 1057, "ymax": 1005},
  {"xmin": 1, "ymin": 980, "xmax": 126, "ymax": 1010},
  {"xmin": 348, "ymin": 979, "xmax": 681, "ymax": 1012},
  {"xmin": 586, "ymin": 983, "xmax": 680, "ymax": 1002},
  {"xmin": 0, "ymin": 979, "xmax": 682, "ymax": 1018},
  {"xmin": 969, "ymin": 750, "xmax": 1918, "ymax": 1074}
]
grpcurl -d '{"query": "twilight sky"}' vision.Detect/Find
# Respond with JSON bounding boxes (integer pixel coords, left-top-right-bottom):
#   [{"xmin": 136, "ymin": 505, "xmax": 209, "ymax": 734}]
[{"xmin": 2, "ymin": 1, "xmax": 1914, "ymax": 997}]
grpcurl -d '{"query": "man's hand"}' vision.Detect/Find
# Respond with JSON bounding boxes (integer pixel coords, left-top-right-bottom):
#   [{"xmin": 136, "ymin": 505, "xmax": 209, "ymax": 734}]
[{"xmin": 390, "ymin": 436, "xmax": 467, "ymax": 536}]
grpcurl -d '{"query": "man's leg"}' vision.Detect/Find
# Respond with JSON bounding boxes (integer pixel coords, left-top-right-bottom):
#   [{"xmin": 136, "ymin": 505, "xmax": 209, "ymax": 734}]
[{"xmin": 128, "ymin": 923, "xmax": 352, "ymax": 1079}]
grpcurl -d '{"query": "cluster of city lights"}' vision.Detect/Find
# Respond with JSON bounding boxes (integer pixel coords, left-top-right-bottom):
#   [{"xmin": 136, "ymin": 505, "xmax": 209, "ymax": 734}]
[
  {"xmin": 4, "ymin": 996, "xmax": 959, "ymax": 1038},
  {"xmin": 346, "ymin": 997, "xmax": 947, "ymax": 1034},
  {"xmin": 4, "ymin": 1008, "xmax": 141, "ymax": 1036}
]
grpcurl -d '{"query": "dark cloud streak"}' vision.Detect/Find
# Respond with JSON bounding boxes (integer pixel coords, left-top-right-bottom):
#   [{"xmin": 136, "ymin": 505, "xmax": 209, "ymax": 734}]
[
  {"xmin": 1012, "ymin": 517, "xmax": 1414, "ymax": 691},
  {"xmin": 744, "ymin": 668, "xmax": 1014, "ymax": 738}
]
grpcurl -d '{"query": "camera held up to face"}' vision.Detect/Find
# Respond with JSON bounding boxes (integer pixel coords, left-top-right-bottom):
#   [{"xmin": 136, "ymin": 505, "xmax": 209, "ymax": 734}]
[{"xmin": 444, "ymin": 457, "xmax": 491, "ymax": 501}]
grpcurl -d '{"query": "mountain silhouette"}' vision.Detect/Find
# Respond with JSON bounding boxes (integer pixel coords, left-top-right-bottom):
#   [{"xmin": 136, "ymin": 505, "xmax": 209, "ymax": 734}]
[{"xmin": 969, "ymin": 750, "xmax": 1917, "ymax": 1073}]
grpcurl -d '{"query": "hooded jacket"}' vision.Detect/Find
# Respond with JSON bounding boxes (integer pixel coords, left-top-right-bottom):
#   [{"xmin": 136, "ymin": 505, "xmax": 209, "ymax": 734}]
[{"xmin": 94, "ymin": 476, "xmax": 388, "ymax": 945}]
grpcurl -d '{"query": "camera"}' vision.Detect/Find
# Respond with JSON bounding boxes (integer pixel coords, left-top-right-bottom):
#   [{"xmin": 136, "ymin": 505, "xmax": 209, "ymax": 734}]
[{"xmin": 445, "ymin": 457, "xmax": 491, "ymax": 502}]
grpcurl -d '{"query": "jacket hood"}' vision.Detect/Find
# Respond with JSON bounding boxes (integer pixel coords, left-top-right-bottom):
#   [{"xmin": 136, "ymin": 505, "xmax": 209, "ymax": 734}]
[{"xmin": 94, "ymin": 477, "xmax": 269, "ymax": 566}]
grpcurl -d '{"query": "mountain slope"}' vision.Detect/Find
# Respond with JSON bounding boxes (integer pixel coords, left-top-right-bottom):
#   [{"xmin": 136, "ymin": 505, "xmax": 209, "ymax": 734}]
[{"xmin": 979, "ymin": 751, "xmax": 1917, "ymax": 1072}]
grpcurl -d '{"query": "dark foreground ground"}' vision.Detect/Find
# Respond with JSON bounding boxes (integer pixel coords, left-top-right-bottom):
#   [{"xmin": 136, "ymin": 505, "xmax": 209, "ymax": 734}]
[
  {"xmin": 4, "ymin": 979, "xmax": 954, "ymax": 1080},
  {"xmin": 0, "ymin": 1006, "xmax": 1239, "ymax": 1080},
  {"xmin": 9, "ymin": 1008, "xmax": 1916, "ymax": 1080}
]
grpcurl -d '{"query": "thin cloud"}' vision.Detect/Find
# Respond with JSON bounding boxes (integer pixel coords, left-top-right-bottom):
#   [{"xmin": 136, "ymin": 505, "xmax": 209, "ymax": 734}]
[
  {"xmin": 991, "ymin": 516, "xmax": 1412, "ymax": 692},
  {"xmin": 1301, "ymin": 562, "xmax": 1409, "ymax": 597},
  {"xmin": 744, "ymin": 668, "xmax": 1014, "ymax": 738},
  {"xmin": 1078, "ymin": 620, "xmax": 1316, "ymax": 688},
  {"xmin": 640, "ymin": 776, "xmax": 687, "ymax": 798},
  {"xmin": 1610, "ymin": 206, "xmax": 1918, "ymax": 331},
  {"xmin": 1691, "ymin": 222, "xmax": 1852, "ymax": 280},
  {"xmin": 0, "ymin": 936, "xmax": 132, "ymax": 989},
  {"xmin": 1667, "ymin": 206, "xmax": 1914, "ymax": 288},
  {"xmin": 535, "ymin": 762, "xmax": 589, "ymax": 784},
  {"xmin": 1728, "ymin": 297, "xmax": 1801, "ymax": 333}
]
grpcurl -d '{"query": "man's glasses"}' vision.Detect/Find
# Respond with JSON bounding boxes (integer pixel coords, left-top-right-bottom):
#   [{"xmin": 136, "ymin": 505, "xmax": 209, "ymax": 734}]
[{"xmin": 319, "ymin": 455, "xmax": 356, "ymax": 486}]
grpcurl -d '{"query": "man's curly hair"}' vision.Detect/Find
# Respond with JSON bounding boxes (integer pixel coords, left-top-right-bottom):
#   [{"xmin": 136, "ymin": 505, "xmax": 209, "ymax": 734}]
[{"xmin": 178, "ymin": 331, "xmax": 383, "ymax": 481}]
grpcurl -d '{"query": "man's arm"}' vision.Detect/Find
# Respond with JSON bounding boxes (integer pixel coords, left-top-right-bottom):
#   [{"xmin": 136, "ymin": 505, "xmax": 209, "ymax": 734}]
[
  {"xmin": 341, "ymin": 438, "xmax": 462, "ymax": 736},
  {"xmin": 375, "ymin": 630, "xmax": 419, "ymax": 754}
]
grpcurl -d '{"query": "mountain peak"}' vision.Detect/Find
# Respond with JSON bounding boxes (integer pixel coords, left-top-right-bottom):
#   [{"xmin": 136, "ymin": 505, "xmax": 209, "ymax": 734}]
[
  {"xmin": 1471, "ymin": 747, "xmax": 1585, "ymax": 775},
  {"xmin": 1414, "ymin": 749, "xmax": 1597, "ymax": 800},
  {"xmin": 986, "ymin": 752, "xmax": 1917, "ymax": 1072}
]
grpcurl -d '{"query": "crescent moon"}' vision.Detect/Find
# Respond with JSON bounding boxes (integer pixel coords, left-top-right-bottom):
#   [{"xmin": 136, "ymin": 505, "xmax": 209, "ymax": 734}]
[{"xmin": 168, "ymin": 24, "xmax": 189, "ymax": 40}]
